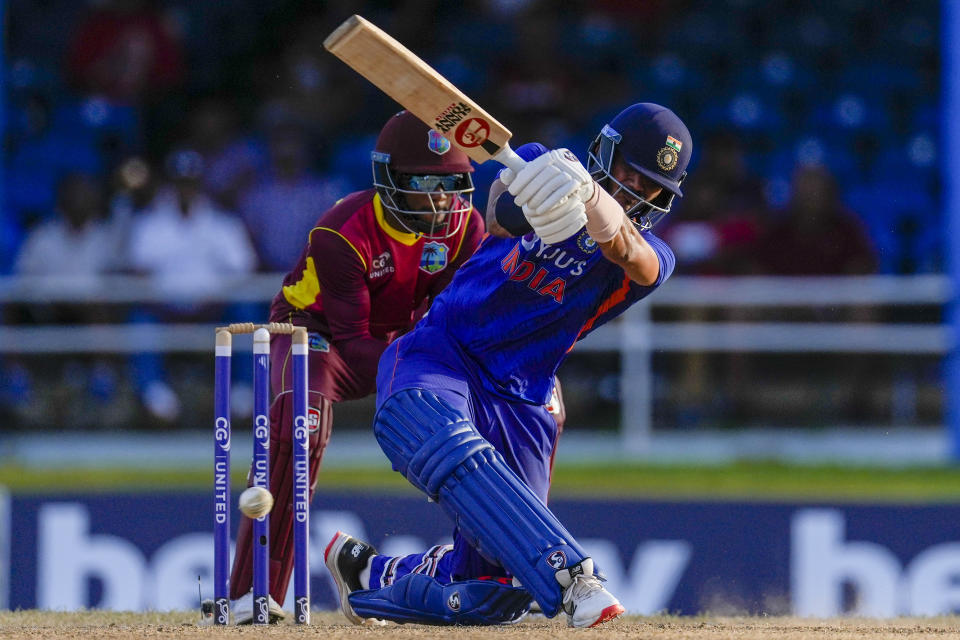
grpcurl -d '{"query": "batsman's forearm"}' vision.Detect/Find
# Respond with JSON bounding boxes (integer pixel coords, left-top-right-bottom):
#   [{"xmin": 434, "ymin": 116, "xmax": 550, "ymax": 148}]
[{"xmin": 597, "ymin": 222, "xmax": 660, "ymax": 286}]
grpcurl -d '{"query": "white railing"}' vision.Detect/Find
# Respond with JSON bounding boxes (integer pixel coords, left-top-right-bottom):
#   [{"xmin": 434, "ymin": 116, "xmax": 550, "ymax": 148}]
[
  {"xmin": 573, "ymin": 275, "xmax": 954, "ymax": 452},
  {"xmin": 0, "ymin": 274, "xmax": 953, "ymax": 452}
]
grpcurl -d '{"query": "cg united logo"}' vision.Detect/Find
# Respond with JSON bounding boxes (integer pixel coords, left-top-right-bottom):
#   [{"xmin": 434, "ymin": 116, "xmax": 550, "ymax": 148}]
[
  {"xmin": 419, "ymin": 241, "xmax": 448, "ymax": 274},
  {"xmin": 547, "ymin": 550, "xmax": 567, "ymax": 569},
  {"xmin": 370, "ymin": 251, "xmax": 395, "ymax": 279}
]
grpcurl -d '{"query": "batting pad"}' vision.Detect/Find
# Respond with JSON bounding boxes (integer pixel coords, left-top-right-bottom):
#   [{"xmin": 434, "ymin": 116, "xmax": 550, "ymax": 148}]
[
  {"xmin": 374, "ymin": 388, "xmax": 587, "ymax": 617},
  {"xmin": 349, "ymin": 573, "xmax": 532, "ymax": 625}
]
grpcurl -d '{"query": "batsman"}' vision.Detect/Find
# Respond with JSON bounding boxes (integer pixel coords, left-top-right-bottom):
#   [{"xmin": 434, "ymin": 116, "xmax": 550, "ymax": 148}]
[{"xmin": 325, "ymin": 103, "xmax": 693, "ymax": 628}]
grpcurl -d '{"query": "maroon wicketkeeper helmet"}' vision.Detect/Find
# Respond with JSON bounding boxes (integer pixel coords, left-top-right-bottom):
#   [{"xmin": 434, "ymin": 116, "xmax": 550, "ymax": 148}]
[{"xmin": 372, "ymin": 111, "xmax": 475, "ymax": 239}]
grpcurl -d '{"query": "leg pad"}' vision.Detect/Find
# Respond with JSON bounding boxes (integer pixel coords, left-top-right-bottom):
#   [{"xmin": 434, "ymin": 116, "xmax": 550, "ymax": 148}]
[
  {"xmin": 349, "ymin": 574, "xmax": 532, "ymax": 625},
  {"xmin": 374, "ymin": 389, "xmax": 586, "ymax": 617}
]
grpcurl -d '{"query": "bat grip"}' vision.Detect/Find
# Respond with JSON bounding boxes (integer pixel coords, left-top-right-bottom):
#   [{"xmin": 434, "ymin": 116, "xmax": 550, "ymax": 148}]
[{"xmin": 492, "ymin": 144, "xmax": 526, "ymax": 173}]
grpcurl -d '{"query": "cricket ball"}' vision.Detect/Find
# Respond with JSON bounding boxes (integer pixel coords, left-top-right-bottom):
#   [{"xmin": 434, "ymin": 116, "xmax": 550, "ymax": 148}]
[{"xmin": 238, "ymin": 486, "xmax": 274, "ymax": 519}]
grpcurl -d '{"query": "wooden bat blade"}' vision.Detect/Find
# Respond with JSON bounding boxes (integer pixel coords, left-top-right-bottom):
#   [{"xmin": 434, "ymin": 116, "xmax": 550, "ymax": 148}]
[{"xmin": 324, "ymin": 15, "xmax": 522, "ymax": 169}]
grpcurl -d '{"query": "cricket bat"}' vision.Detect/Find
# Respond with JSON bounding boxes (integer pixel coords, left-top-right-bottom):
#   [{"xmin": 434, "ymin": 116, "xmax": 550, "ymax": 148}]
[{"xmin": 323, "ymin": 15, "xmax": 526, "ymax": 173}]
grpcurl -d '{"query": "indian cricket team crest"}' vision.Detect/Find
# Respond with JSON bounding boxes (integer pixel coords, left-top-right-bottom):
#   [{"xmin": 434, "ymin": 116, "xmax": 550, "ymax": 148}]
[
  {"xmin": 657, "ymin": 147, "xmax": 678, "ymax": 171},
  {"xmin": 427, "ymin": 130, "xmax": 451, "ymax": 156},
  {"xmin": 420, "ymin": 241, "xmax": 449, "ymax": 274},
  {"xmin": 576, "ymin": 230, "xmax": 598, "ymax": 254}
]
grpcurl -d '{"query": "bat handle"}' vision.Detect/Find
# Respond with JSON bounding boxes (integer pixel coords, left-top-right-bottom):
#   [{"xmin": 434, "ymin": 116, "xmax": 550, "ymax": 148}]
[{"xmin": 491, "ymin": 144, "xmax": 526, "ymax": 173}]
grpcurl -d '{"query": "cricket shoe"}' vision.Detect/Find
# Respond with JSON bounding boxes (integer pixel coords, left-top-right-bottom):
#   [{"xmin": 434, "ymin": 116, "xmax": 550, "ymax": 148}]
[
  {"xmin": 556, "ymin": 558, "xmax": 625, "ymax": 628},
  {"xmin": 324, "ymin": 531, "xmax": 385, "ymax": 626},
  {"xmin": 231, "ymin": 590, "xmax": 285, "ymax": 625}
]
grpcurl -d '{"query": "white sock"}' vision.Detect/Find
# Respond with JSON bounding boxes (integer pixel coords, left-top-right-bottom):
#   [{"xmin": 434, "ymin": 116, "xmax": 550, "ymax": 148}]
[{"xmin": 358, "ymin": 556, "xmax": 374, "ymax": 590}]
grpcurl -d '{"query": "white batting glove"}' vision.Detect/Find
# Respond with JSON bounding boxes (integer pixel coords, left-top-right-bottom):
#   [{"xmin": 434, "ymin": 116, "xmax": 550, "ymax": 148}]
[
  {"xmin": 501, "ymin": 149, "xmax": 593, "ymax": 216},
  {"xmin": 524, "ymin": 196, "xmax": 587, "ymax": 245}
]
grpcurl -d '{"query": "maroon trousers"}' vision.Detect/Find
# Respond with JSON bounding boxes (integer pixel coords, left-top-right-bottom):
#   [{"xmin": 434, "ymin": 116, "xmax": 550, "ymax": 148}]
[{"xmin": 228, "ymin": 331, "xmax": 365, "ymax": 603}]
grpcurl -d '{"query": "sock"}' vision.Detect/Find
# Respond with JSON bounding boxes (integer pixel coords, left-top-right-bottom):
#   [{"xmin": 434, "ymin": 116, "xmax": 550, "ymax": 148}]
[{"xmin": 359, "ymin": 556, "xmax": 375, "ymax": 590}]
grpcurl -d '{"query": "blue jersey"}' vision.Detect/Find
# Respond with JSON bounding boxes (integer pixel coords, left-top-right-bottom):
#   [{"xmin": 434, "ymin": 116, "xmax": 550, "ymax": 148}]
[{"xmin": 418, "ymin": 143, "xmax": 675, "ymax": 404}]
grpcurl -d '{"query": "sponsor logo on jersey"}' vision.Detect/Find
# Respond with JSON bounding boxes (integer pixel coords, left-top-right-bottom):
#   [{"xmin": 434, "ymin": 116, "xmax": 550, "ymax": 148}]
[
  {"xmin": 308, "ymin": 333, "xmax": 330, "ymax": 352},
  {"xmin": 420, "ymin": 242, "xmax": 449, "ymax": 274},
  {"xmin": 370, "ymin": 251, "xmax": 395, "ymax": 279},
  {"xmin": 547, "ymin": 550, "xmax": 567, "ymax": 569},
  {"xmin": 501, "ymin": 237, "xmax": 592, "ymax": 304},
  {"xmin": 427, "ymin": 130, "xmax": 451, "ymax": 155}
]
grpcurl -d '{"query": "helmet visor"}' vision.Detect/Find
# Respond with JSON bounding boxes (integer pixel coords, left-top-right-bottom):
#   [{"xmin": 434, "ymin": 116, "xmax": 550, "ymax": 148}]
[{"xmin": 398, "ymin": 173, "xmax": 470, "ymax": 192}]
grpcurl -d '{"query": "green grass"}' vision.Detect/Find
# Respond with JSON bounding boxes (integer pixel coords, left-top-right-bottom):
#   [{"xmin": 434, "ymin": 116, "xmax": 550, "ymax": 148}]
[{"xmin": 3, "ymin": 462, "xmax": 960, "ymax": 502}]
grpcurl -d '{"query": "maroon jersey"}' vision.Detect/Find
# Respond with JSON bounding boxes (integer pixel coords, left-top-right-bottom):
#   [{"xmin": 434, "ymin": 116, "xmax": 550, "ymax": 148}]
[{"xmin": 271, "ymin": 189, "xmax": 484, "ymax": 396}]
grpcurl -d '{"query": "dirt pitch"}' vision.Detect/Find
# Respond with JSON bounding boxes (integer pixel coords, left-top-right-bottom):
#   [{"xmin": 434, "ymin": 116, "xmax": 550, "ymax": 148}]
[{"xmin": 4, "ymin": 611, "xmax": 960, "ymax": 640}]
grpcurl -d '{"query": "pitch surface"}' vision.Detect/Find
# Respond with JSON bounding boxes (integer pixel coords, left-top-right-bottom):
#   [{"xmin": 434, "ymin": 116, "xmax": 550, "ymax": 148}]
[{"xmin": 4, "ymin": 612, "xmax": 960, "ymax": 639}]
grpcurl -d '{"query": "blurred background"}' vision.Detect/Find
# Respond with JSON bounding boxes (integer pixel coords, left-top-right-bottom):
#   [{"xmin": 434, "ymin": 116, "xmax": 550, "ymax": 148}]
[
  {"xmin": 0, "ymin": 0, "xmax": 951, "ymax": 462},
  {"xmin": 4, "ymin": 0, "xmax": 960, "ymax": 620}
]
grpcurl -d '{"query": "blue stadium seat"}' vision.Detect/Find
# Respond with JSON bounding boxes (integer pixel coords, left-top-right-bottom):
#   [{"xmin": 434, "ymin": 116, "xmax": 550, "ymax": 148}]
[{"xmin": 330, "ymin": 133, "xmax": 379, "ymax": 193}]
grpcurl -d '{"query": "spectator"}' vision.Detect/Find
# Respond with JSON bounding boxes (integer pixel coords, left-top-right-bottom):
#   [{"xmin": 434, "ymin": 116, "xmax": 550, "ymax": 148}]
[
  {"xmin": 660, "ymin": 131, "xmax": 769, "ymax": 275},
  {"xmin": 6, "ymin": 172, "xmax": 124, "ymax": 427},
  {"xmin": 187, "ymin": 98, "xmax": 267, "ymax": 211},
  {"xmin": 66, "ymin": 0, "xmax": 184, "ymax": 104},
  {"xmin": 14, "ymin": 172, "xmax": 121, "ymax": 323},
  {"xmin": 756, "ymin": 164, "xmax": 879, "ymax": 424},
  {"xmin": 656, "ymin": 133, "xmax": 771, "ymax": 427},
  {"xmin": 126, "ymin": 147, "xmax": 258, "ymax": 423},
  {"xmin": 238, "ymin": 119, "xmax": 350, "ymax": 272},
  {"xmin": 757, "ymin": 165, "xmax": 876, "ymax": 275}
]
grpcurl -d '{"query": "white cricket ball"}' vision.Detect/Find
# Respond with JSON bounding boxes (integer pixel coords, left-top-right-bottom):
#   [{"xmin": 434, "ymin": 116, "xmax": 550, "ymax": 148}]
[{"xmin": 238, "ymin": 486, "xmax": 274, "ymax": 519}]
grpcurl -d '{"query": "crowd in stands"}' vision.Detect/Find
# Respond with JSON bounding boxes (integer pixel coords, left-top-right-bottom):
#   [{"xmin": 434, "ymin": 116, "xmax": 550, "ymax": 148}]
[{"xmin": 0, "ymin": 0, "xmax": 941, "ymax": 430}]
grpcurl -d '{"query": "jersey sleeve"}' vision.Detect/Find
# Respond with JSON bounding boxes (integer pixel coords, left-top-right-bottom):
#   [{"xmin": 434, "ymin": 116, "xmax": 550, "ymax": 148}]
[
  {"xmin": 643, "ymin": 231, "xmax": 675, "ymax": 288},
  {"xmin": 310, "ymin": 229, "xmax": 388, "ymax": 376},
  {"xmin": 493, "ymin": 142, "xmax": 550, "ymax": 236}
]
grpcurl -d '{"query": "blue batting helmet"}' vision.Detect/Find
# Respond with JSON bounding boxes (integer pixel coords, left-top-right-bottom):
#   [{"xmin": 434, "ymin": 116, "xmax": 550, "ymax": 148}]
[{"xmin": 587, "ymin": 103, "xmax": 692, "ymax": 230}]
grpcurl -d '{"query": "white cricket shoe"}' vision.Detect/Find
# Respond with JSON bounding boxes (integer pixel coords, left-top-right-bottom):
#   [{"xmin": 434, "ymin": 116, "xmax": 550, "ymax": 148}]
[
  {"xmin": 324, "ymin": 531, "xmax": 385, "ymax": 626},
  {"xmin": 556, "ymin": 558, "xmax": 625, "ymax": 628},
  {"xmin": 231, "ymin": 589, "xmax": 285, "ymax": 625}
]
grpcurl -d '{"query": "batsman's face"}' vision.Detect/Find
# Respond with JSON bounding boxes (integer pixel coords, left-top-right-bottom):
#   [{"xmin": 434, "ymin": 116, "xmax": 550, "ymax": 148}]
[{"xmin": 610, "ymin": 157, "xmax": 663, "ymax": 210}]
